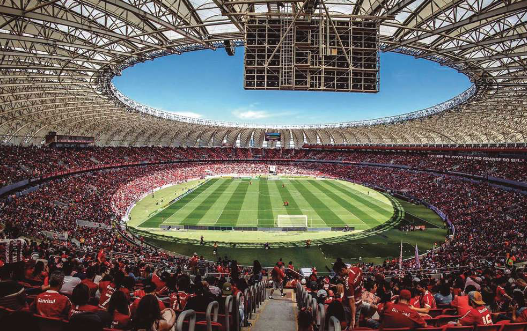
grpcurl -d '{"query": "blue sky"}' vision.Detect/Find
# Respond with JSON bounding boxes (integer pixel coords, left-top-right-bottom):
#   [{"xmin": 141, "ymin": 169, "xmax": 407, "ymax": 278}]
[{"xmin": 113, "ymin": 48, "xmax": 471, "ymax": 125}]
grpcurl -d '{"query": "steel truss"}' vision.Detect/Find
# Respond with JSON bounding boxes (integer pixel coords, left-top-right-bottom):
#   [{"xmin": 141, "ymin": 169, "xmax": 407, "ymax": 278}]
[{"xmin": 0, "ymin": 0, "xmax": 526, "ymax": 147}]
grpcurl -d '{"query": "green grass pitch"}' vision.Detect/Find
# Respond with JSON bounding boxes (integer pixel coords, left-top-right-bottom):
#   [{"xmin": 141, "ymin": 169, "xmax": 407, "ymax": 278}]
[{"xmin": 137, "ymin": 177, "xmax": 394, "ymax": 230}]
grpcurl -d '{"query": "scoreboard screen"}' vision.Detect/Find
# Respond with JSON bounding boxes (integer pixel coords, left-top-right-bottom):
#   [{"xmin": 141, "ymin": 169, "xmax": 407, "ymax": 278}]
[{"xmin": 265, "ymin": 132, "xmax": 281, "ymax": 141}]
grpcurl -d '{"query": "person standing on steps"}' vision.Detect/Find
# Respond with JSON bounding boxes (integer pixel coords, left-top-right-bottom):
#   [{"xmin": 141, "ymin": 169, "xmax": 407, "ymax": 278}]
[
  {"xmin": 269, "ymin": 263, "xmax": 286, "ymax": 299},
  {"xmin": 333, "ymin": 259, "xmax": 364, "ymax": 329}
]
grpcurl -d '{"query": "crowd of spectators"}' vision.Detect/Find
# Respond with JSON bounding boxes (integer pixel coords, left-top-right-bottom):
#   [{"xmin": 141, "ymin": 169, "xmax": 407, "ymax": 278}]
[
  {"xmin": 294, "ymin": 257, "xmax": 527, "ymax": 331},
  {"xmin": 0, "ymin": 237, "xmax": 257, "ymax": 330},
  {"xmin": 1, "ymin": 146, "xmax": 526, "ymax": 187},
  {"xmin": 0, "ymin": 145, "xmax": 526, "ymax": 330},
  {"xmin": 1, "ymin": 157, "xmax": 525, "ymax": 272}
]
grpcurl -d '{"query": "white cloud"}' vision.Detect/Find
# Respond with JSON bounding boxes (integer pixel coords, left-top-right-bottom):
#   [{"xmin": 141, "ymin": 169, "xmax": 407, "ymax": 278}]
[
  {"xmin": 172, "ymin": 111, "xmax": 203, "ymax": 118},
  {"xmin": 232, "ymin": 110, "xmax": 272, "ymax": 120}
]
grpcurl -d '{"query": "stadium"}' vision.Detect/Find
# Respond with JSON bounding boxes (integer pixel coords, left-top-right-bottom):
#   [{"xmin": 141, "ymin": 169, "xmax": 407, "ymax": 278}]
[{"xmin": 0, "ymin": 0, "xmax": 527, "ymax": 331}]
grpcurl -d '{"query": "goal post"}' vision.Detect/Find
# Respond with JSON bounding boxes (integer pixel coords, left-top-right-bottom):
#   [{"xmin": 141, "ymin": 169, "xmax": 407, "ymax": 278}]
[{"xmin": 276, "ymin": 215, "xmax": 309, "ymax": 228}]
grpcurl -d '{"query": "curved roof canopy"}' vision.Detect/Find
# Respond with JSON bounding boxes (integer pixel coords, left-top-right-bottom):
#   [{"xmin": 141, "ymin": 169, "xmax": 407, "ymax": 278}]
[{"xmin": 0, "ymin": 0, "xmax": 526, "ymax": 147}]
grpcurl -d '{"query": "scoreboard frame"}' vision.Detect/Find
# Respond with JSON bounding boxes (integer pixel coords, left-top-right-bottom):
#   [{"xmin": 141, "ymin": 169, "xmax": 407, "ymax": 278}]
[{"xmin": 244, "ymin": 11, "xmax": 380, "ymax": 93}]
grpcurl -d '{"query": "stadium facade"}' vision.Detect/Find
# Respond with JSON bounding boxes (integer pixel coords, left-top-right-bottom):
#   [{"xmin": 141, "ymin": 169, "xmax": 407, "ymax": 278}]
[{"xmin": 0, "ymin": 0, "xmax": 526, "ymax": 147}]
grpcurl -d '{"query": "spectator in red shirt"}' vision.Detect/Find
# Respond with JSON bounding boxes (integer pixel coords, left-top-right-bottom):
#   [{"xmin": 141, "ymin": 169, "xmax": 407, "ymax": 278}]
[
  {"xmin": 458, "ymin": 291, "xmax": 493, "ymax": 326},
  {"xmin": 333, "ymin": 259, "xmax": 364, "ymax": 328},
  {"xmin": 108, "ymin": 290, "xmax": 131, "ymax": 329},
  {"xmin": 412, "ymin": 280, "xmax": 436, "ymax": 314},
  {"xmin": 98, "ymin": 270, "xmax": 129, "ymax": 309},
  {"xmin": 32, "ymin": 270, "xmax": 72, "ymax": 318},
  {"xmin": 169, "ymin": 275, "xmax": 193, "ymax": 311},
  {"xmin": 152, "ymin": 270, "xmax": 169, "ymax": 292},
  {"xmin": 69, "ymin": 283, "xmax": 100, "ymax": 319},
  {"xmin": 451, "ymin": 285, "xmax": 477, "ymax": 316},
  {"xmin": 81, "ymin": 266, "xmax": 98, "ymax": 298},
  {"xmin": 130, "ymin": 281, "xmax": 165, "ymax": 315},
  {"xmin": 269, "ymin": 263, "xmax": 286, "ymax": 299},
  {"xmin": 380, "ymin": 289, "xmax": 427, "ymax": 330},
  {"xmin": 495, "ymin": 278, "xmax": 513, "ymax": 310}
]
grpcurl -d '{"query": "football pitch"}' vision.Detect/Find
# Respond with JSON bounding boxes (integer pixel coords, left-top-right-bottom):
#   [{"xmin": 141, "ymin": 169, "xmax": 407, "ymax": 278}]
[{"xmin": 136, "ymin": 177, "xmax": 394, "ymax": 230}]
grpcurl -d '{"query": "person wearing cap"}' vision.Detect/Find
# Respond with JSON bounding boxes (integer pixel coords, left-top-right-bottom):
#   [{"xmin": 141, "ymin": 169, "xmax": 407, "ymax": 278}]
[
  {"xmin": 380, "ymin": 289, "xmax": 427, "ymax": 330},
  {"xmin": 458, "ymin": 291, "xmax": 493, "ymax": 326},
  {"xmin": 451, "ymin": 285, "xmax": 477, "ymax": 316},
  {"xmin": 218, "ymin": 281, "xmax": 234, "ymax": 315},
  {"xmin": 221, "ymin": 281, "xmax": 246, "ymax": 327}
]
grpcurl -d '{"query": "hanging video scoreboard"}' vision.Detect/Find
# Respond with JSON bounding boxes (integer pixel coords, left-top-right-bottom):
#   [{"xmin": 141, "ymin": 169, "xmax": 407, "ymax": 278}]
[
  {"xmin": 244, "ymin": 16, "xmax": 380, "ymax": 93},
  {"xmin": 265, "ymin": 132, "xmax": 281, "ymax": 141}
]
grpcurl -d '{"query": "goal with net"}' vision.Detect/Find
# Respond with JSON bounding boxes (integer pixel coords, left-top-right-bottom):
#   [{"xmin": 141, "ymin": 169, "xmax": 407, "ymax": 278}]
[{"xmin": 276, "ymin": 215, "xmax": 309, "ymax": 228}]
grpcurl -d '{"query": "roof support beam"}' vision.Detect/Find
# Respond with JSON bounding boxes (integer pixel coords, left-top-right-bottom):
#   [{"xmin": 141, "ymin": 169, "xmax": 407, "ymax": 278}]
[{"xmin": 384, "ymin": 2, "xmax": 527, "ymax": 52}]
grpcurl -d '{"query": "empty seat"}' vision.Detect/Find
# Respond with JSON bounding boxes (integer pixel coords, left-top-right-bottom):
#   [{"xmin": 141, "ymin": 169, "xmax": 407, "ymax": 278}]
[
  {"xmin": 474, "ymin": 325, "xmax": 503, "ymax": 331},
  {"xmin": 443, "ymin": 326, "xmax": 474, "ymax": 331},
  {"xmin": 501, "ymin": 323, "xmax": 527, "ymax": 331},
  {"xmin": 34, "ymin": 314, "xmax": 66, "ymax": 331}
]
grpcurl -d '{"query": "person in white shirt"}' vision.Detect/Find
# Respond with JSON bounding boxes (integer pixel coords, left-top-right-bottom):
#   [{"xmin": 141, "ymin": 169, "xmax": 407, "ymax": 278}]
[{"xmin": 59, "ymin": 263, "xmax": 82, "ymax": 295}]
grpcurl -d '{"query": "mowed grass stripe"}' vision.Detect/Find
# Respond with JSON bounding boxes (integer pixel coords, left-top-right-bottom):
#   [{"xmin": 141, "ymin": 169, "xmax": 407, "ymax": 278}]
[
  {"xmin": 196, "ymin": 180, "xmax": 240, "ymax": 225},
  {"xmin": 181, "ymin": 179, "xmax": 233, "ymax": 225},
  {"xmin": 216, "ymin": 181, "xmax": 251, "ymax": 226},
  {"xmin": 257, "ymin": 179, "xmax": 274, "ymax": 227},
  {"xmin": 237, "ymin": 180, "xmax": 259, "ymax": 227},
  {"xmin": 306, "ymin": 180, "xmax": 370, "ymax": 227},
  {"xmin": 163, "ymin": 179, "xmax": 226, "ymax": 224},
  {"xmin": 281, "ymin": 179, "xmax": 325, "ymax": 227},
  {"xmin": 324, "ymin": 181, "xmax": 393, "ymax": 219},
  {"xmin": 139, "ymin": 179, "xmax": 217, "ymax": 228},
  {"xmin": 273, "ymin": 180, "xmax": 303, "ymax": 215},
  {"xmin": 336, "ymin": 181, "xmax": 393, "ymax": 213},
  {"xmin": 289, "ymin": 180, "xmax": 346, "ymax": 227}
]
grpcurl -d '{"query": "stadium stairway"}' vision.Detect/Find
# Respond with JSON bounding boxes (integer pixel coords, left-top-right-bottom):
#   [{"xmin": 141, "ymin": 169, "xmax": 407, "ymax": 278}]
[{"xmin": 244, "ymin": 289, "xmax": 297, "ymax": 331}]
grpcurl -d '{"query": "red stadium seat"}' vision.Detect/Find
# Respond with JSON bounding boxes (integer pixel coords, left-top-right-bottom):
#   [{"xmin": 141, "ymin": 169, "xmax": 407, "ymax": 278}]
[
  {"xmin": 3, "ymin": 310, "xmax": 39, "ymax": 330},
  {"xmin": 443, "ymin": 326, "xmax": 474, "ymax": 331},
  {"xmin": 34, "ymin": 314, "xmax": 67, "ymax": 331},
  {"xmin": 430, "ymin": 309, "xmax": 445, "ymax": 318},
  {"xmin": 442, "ymin": 309, "xmax": 458, "ymax": 316},
  {"xmin": 0, "ymin": 305, "xmax": 15, "ymax": 320},
  {"xmin": 434, "ymin": 316, "xmax": 461, "ymax": 326},
  {"xmin": 417, "ymin": 328, "xmax": 443, "ymax": 331},
  {"xmin": 474, "ymin": 325, "xmax": 503, "ymax": 331},
  {"xmin": 501, "ymin": 323, "xmax": 527, "ymax": 331}
]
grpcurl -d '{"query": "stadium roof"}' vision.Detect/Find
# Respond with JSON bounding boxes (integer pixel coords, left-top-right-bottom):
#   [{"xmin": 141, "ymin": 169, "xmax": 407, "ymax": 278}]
[{"xmin": 0, "ymin": 0, "xmax": 526, "ymax": 147}]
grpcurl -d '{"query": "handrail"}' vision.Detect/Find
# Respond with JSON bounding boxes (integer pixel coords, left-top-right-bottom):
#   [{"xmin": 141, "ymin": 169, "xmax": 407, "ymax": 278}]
[
  {"xmin": 224, "ymin": 295, "xmax": 233, "ymax": 331},
  {"xmin": 318, "ymin": 303, "xmax": 326, "ymax": 331},
  {"xmin": 176, "ymin": 309, "xmax": 196, "ymax": 331},
  {"xmin": 328, "ymin": 316, "xmax": 342, "ymax": 331},
  {"xmin": 205, "ymin": 301, "xmax": 219, "ymax": 331},
  {"xmin": 311, "ymin": 297, "xmax": 318, "ymax": 320},
  {"xmin": 235, "ymin": 291, "xmax": 243, "ymax": 331}
]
